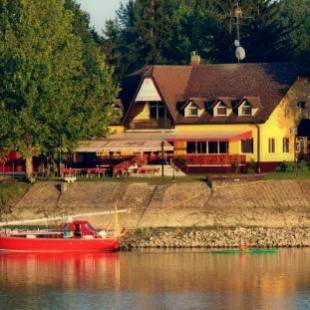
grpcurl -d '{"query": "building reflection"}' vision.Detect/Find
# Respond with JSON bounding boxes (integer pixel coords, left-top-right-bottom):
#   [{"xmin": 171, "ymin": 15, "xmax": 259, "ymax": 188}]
[{"xmin": 1, "ymin": 249, "xmax": 310, "ymax": 309}]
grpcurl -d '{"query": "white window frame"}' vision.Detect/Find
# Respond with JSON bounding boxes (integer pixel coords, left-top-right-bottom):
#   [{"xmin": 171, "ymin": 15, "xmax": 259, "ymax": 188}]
[
  {"xmin": 241, "ymin": 102, "xmax": 252, "ymax": 116},
  {"xmin": 216, "ymin": 102, "xmax": 228, "ymax": 116},
  {"xmin": 269, "ymin": 138, "xmax": 275, "ymax": 153},
  {"xmin": 149, "ymin": 102, "xmax": 168, "ymax": 120},
  {"xmin": 186, "ymin": 141, "xmax": 229, "ymax": 154},
  {"xmin": 186, "ymin": 102, "xmax": 200, "ymax": 117},
  {"xmin": 283, "ymin": 137, "xmax": 289, "ymax": 153}
]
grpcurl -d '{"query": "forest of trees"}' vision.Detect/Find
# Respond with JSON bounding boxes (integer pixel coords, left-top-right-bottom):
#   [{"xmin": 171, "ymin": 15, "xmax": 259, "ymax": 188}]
[{"xmin": 101, "ymin": 0, "xmax": 310, "ymax": 81}]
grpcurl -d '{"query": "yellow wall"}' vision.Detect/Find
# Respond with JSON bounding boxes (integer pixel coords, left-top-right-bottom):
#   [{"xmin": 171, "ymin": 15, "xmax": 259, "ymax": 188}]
[
  {"xmin": 259, "ymin": 77, "xmax": 309, "ymax": 162},
  {"xmin": 108, "ymin": 125, "xmax": 125, "ymax": 134},
  {"xmin": 134, "ymin": 102, "xmax": 150, "ymax": 120}
]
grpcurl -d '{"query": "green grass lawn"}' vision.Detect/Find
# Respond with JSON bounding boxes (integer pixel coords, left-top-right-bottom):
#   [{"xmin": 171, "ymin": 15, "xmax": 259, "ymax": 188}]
[
  {"xmin": 38, "ymin": 170, "xmax": 310, "ymax": 184},
  {"xmin": 264, "ymin": 170, "xmax": 310, "ymax": 180},
  {"xmin": 76, "ymin": 174, "xmax": 208, "ymax": 185}
]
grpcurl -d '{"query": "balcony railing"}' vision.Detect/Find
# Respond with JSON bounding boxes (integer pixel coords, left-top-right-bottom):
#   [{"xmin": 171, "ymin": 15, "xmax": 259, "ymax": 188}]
[
  {"xmin": 128, "ymin": 119, "xmax": 173, "ymax": 130},
  {"xmin": 177, "ymin": 154, "xmax": 247, "ymax": 166}
]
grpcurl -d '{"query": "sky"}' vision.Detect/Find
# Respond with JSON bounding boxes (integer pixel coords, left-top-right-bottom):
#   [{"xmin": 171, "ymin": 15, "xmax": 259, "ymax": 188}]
[{"xmin": 77, "ymin": 0, "xmax": 124, "ymax": 33}]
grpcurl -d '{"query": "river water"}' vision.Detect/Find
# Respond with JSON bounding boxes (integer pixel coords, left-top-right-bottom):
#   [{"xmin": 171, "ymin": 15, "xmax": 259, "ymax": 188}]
[{"xmin": 0, "ymin": 249, "xmax": 310, "ymax": 310}]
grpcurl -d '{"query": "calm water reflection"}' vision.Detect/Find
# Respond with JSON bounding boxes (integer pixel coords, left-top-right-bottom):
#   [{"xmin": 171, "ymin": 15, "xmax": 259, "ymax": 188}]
[{"xmin": 0, "ymin": 249, "xmax": 310, "ymax": 309}]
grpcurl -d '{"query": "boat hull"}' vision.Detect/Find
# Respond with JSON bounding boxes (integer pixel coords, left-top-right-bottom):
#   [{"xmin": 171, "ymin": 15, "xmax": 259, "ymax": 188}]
[{"xmin": 0, "ymin": 237, "xmax": 120, "ymax": 253}]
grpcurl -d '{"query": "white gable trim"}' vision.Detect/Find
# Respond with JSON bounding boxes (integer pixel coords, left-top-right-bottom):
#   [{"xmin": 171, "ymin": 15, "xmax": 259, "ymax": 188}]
[
  {"xmin": 135, "ymin": 78, "xmax": 162, "ymax": 102},
  {"xmin": 184, "ymin": 101, "xmax": 203, "ymax": 117},
  {"xmin": 213, "ymin": 101, "xmax": 232, "ymax": 117}
]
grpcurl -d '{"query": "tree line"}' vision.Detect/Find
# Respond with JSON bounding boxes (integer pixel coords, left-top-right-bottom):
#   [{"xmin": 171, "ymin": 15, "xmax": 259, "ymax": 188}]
[
  {"xmin": 101, "ymin": 0, "xmax": 310, "ymax": 81},
  {"xmin": 0, "ymin": 0, "xmax": 118, "ymax": 179}
]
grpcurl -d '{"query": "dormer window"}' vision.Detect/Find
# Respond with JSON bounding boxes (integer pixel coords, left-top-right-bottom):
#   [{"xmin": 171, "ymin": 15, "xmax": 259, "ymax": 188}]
[
  {"xmin": 242, "ymin": 102, "xmax": 252, "ymax": 116},
  {"xmin": 213, "ymin": 100, "xmax": 232, "ymax": 117},
  {"xmin": 188, "ymin": 103, "xmax": 199, "ymax": 117},
  {"xmin": 185, "ymin": 102, "xmax": 201, "ymax": 117},
  {"xmin": 217, "ymin": 102, "xmax": 227, "ymax": 116}
]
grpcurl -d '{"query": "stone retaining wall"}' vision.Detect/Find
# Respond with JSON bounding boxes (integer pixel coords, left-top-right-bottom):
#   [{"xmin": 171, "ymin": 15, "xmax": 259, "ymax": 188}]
[{"xmin": 123, "ymin": 227, "xmax": 310, "ymax": 248}]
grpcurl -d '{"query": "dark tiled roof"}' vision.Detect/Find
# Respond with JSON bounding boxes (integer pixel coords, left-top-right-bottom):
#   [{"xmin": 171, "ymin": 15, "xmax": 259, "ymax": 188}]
[{"xmin": 120, "ymin": 63, "xmax": 305, "ymax": 124}]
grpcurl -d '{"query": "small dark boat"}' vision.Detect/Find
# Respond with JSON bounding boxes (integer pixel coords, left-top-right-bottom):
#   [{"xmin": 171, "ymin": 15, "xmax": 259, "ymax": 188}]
[{"xmin": 211, "ymin": 248, "xmax": 278, "ymax": 255}]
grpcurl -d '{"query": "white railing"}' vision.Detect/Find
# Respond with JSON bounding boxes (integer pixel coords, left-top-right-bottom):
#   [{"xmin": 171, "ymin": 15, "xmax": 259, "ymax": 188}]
[{"xmin": 0, "ymin": 209, "xmax": 129, "ymax": 227}]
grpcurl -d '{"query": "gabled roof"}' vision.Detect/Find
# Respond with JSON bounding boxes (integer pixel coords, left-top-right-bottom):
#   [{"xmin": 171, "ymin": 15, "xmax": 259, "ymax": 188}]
[
  {"xmin": 210, "ymin": 97, "xmax": 235, "ymax": 109},
  {"xmin": 120, "ymin": 62, "xmax": 305, "ymax": 124},
  {"xmin": 235, "ymin": 97, "xmax": 261, "ymax": 109},
  {"xmin": 181, "ymin": 97, "xmax": 206, "ymax": 110}
]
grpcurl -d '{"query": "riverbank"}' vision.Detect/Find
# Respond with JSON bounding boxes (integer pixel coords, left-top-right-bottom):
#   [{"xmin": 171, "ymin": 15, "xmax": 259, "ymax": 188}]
[
  {"xmin": 4, "ymin": 179, "xmax": 310, "ymax": 228},
  {"xmin": 122, "ymin": 227, "xmax": 310, "ymax": 249},
  {"xmin": 1, "ymin": 179, "xmax": 310, "ymax": 248}
]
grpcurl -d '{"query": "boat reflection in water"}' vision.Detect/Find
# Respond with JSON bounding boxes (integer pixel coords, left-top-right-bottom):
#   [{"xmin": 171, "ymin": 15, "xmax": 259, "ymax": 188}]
[{"xmin": 1, "ymin": 249, "xmax": 310, "ymax": 309}]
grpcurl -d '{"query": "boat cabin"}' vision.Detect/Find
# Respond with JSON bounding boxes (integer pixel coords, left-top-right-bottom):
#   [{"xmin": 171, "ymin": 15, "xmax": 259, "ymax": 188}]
[{"xmin": 61, "ymin": 220, "xmax": 98, "ymax": 237}]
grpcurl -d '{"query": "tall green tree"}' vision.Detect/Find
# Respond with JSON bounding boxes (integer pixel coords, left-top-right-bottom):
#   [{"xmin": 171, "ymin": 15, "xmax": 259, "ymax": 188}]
[{"xmin": 0, "ymin": 0, "xmax": 118, "ymax": 179}]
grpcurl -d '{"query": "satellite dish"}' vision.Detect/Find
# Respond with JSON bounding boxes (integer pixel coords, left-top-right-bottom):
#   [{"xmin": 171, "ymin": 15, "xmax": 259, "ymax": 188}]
[
  {"xmin": 235, "ymin": 46, "xmax": 246, "ymax": 61},
  {"xmin": 234, "ymin": 40, "xmax": 240, "ymax": 47}
]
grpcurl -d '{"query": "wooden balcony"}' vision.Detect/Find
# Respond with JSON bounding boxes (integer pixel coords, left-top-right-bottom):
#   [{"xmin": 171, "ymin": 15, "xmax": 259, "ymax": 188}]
[
  {"xmin": 174, "ymin": 154, "xmax": 247, "ymax": 173},
  {"xmin": 177, "ymin": 154, "xmax": 246, "ymax": 166}
]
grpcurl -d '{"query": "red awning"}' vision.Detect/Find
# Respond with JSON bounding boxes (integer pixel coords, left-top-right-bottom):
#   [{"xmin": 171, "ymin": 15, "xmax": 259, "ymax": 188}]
[{"xmin": 167, "ymin": 131, "xmax": 253, "ymax": 142}]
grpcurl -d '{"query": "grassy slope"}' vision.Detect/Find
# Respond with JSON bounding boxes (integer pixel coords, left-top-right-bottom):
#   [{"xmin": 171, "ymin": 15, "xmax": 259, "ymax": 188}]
[
  {"xmin": 265, "ymin": 171, "xmax": 310, "ymax": 180},
  {"xmin": 0, "ymin": 180, "xmax": 30, "ymax": 207}
]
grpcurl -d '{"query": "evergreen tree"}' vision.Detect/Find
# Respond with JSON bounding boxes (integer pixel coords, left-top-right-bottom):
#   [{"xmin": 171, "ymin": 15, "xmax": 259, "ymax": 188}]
[
  {"xmin": 274, "ymin": 0, "xmax": 310, "ymax": 66},
  {"xmin": 103, "ymin": 0, "xmax": 310, "ymax": 78}
]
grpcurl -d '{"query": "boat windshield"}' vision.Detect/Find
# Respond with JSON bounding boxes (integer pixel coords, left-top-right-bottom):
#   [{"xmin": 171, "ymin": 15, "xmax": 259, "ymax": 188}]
[{"xmin": 85, "ymin": 223, "xmax": 97, "ymax": 234}]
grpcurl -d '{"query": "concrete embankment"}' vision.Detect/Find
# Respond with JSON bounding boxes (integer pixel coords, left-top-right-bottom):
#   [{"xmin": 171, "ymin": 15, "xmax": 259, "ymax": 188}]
[{"xmin": 7, "ymin": 179, "xmax": 310, "ymax": 247}]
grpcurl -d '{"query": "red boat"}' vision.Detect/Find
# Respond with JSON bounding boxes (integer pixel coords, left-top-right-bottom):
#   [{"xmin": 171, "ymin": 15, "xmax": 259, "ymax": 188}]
[{"xmin": 0, "ymin": 220, "xmax": 120, "ymax": 253}]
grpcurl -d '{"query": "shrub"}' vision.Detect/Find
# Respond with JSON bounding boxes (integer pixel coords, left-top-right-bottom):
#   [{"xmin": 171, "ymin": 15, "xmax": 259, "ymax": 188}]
[
  {"xmin": 231, "ymin": 161, "xmax": 239, "ymax": 173},
  {"xmin": 298, "ymin": 160, "xmax": 310, "ymax": 172},
  {"xmin": 244, "ymin": 162, "xmax": 257, "ymax": 174},
  {"xmin": 276, "ymin": 162, "xmax": 288, "ymax": 172}
]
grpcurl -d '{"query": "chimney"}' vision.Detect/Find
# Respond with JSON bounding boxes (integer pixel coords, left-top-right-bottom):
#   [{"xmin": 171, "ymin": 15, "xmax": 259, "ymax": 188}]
[{"xmin": 190, "ymin": 51, "xmax": 201, "ymax": 66}]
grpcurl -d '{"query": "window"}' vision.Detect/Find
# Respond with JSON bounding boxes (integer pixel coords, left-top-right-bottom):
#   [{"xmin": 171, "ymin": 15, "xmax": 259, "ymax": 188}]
[
  {"xmin": 188, "ymin": 103, "xmax": 199, "ymax": 117},
  {"xmin": 197, "ymin": 142, "xmax": 207, "ymax": 153},
  {"xmin": 150, "ymin": 102, "xmax": 168, "ymax": 120},
  {"xmin": 241, "ymin": 102, "xmax": 252, "ymax": 116},
  {"xmin": 186, "ymin": 142, "xmax": 207, "ymax": 154},
  {"xmin": 208, "ymin": 142, "xmax": 218, "ymax": 154},
  {"xmin": 283, "ymin": 138, "xmax": 289, "ymax": 153},
  {"xmin": 241, "ymin": 139, "xmax": 254, "ymax": 153},
  {"xmin": 219, "ymin": 141, "xmax": 228, "ymax": 154},
  {"xmin": 269, "ymin": 138, "xmax": 275, "ymax": 153},
  {"xmin": 297, "ymin": 101, "xmax": 306, "ymax": 109},
  {"xmin": 186, "ymin": 141, "xmax": 229, "ymax": 154},
  {"xmin": 187, "ymin": 142, "xmax": 196, "ymax": 154},
  {"xmin": 216, "ymin": 103, "xmax": 227, "ymax": 116}
]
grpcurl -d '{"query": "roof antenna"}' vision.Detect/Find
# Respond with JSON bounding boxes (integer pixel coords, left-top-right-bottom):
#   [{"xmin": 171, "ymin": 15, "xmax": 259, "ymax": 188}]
[{"xmin": 234, "ymin": 2, "xmax": 246, "ymax": 62}]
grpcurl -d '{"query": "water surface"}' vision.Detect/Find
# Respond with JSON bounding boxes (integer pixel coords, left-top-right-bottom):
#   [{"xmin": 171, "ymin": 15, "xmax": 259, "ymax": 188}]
[{"xmin": 0, "ymin": 249, "xmax": 310, "ymax": 309}]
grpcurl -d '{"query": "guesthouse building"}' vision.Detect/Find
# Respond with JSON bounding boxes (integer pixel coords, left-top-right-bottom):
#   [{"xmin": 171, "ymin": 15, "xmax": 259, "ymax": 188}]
[{"xmin": 76, "ymin": 60, "xmax": 310, "ymax": 173}]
